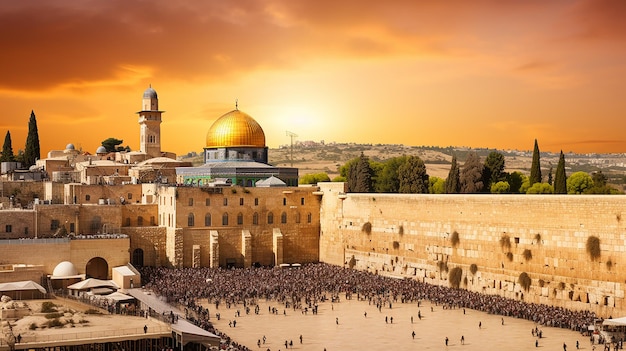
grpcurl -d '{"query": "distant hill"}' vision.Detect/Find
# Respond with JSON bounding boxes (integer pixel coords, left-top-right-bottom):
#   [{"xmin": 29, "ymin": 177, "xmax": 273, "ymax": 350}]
[{"xmin": 179, "ymin": 142, "xmax": 626, "ymax": 185}]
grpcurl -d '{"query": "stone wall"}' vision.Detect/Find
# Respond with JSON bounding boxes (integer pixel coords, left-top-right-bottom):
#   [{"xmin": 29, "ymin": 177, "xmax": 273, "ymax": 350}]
[{"xmin": 318, "ymin": 182, "xmax": 626, "ymax": 317}]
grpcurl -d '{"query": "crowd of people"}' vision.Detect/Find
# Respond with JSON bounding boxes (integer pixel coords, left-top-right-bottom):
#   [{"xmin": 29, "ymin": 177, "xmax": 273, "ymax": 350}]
[{"xmin": 140, "ymin": 263, "xmax": 596, "ymax": 350}]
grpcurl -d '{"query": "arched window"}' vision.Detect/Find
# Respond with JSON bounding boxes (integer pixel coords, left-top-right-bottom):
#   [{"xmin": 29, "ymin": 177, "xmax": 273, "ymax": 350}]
[
  {"xmin": 188, "ymin": 213, "xmax": 195, "ymax": 227},
  {"xmin": 295, "ymin": 212, "xmax": 301, "ymax": 224},
  {"xmin": 307, "ymin": 212, "xmax": 312, "ymax": 223},
  {"xmin": 281, "ymin": 212, "xmax": 287, "ymax": 224},
  {"xmin": 222, "ymin": 213, "xmax": 229, "ymax": 226},
  {"xmin": 137, "ymin": 216, "xmax": 144, "ymax": 226},
  {"xmin": 253, "ymin": 212, "xmax": 259, "ymax": 225},
  {"xmin": 267, "ymin": 212, "xmax": 274, "ymax": 224},
  {"xmin": 237, "ymin": 212, "xmax": 244, "ymax": 225},
  {"xmin": 205, "ymin": 213, "xmax": 212, "ymax": 226}
]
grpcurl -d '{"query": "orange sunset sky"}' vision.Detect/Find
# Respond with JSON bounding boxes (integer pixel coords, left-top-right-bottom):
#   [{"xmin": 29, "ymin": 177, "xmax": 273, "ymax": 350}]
[{"xmin": 1, "ymin": 1, "xmax": 626, "ymax": 157}]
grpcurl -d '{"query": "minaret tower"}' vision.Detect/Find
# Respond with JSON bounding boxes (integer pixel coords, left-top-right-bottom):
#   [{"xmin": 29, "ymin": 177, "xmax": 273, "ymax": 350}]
[{"xmin": 137, "ymin": 85, "xmax": 163, "ymax": 158}]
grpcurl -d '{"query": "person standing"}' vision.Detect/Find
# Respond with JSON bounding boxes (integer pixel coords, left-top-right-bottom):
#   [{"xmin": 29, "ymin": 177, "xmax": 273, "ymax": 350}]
[
  {"xmin": 445, "ymin": 337, "xmax": 449, "ymax": 346},
  {"xmin": 412, "ymin": 331, "xmax": 416, "ymax": 339},
  {"xmin": 461, "ymin": 336, "xmax": 465, "ymax": 345}
]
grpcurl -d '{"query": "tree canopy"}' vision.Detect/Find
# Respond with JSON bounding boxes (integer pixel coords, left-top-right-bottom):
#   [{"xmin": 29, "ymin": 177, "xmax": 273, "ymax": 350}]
[
  {"xmin": 445, "ymin": 155, "xmax": 460, "ymax": 194},
  {"xmin": 299, "ymin": 172, "xmax": 330, "ymax": 185},
  {"xmin": 460, "ymin": 151, "xmax": 484, "ymax": 193},
  {"xmin": 553, "ymin": 151, "xmax": 567, "ymax": 194},
  {"xmin": 529, "ymin": 139, "xmax": 542, "ymax": 185},
  {"xmin": 1, "ymin": 131, "xmax": 15, "ymax": 162},
  {"xmin": 567, "ymin": 171, "xmax": 593, "ymax": 194},
  {"xmin": 101, "ymin": 138, "xmax": 130, "ymax": 153},
  {"xmin": 398, "ymin": 155, "xmax": 429, "ymax": 193},
  {"xmin": 483, "ymin": 151, "xmax": 505, "ymax": 191},
  {"xmin": 23, "ymin": 110, "xmax": 41, "ymax": 167}
]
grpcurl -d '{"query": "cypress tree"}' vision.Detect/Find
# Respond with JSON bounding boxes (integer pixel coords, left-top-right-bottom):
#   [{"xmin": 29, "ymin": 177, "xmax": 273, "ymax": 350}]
[
  {"xmin": 23, "ymin": 110, "xmax": 41, "ymax": 167},
  {"xmin": 398, "ymin": 155, "xmax": 429, "ymax": 193},
  {"xmin": 1, "ymin": 130, "xmax": 15, "ymax": 162},
  {"xmin": 554, "ymin": 150, "xmax": 567, "ymax": 194},
  {"xmin": 354, "ymin": 152, "xmax": 373, "ymax": 193},
  {"xmin": 460, "ymin": 151, "xmax": 484, "ymax": 193},
  {"xmin": 529, "ymin": 139, "xmax": 542, "ymax": 186},
  {"xmin": 445, "ymin": 155, "xmax": 460, "ymax": 194}
]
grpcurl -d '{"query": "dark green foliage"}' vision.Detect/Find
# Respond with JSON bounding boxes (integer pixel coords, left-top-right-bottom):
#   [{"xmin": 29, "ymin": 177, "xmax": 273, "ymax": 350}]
[
  {"xmin": 450, "ymin": 231, "xmax": 460, "ymax": 247},
  {"xmin": 483, "ymin": 151, "xmax": 505, "ymax": 191},
  {"xmin": 547, "ymin": 166, "xmax": 553, "ymax": 185},
  {"xmin": 445, "ymin": 155, "xmax": 460, "ymax": 194},
  {"xmin": 47, "ymin": 318, "xmax": 64, "ymax": 328},
  {"xmin": 347, "ymin": 153, "xmax": 373, "ymax": 193},
  {"xmin": 398, "ymin": 155, "xmax": 429, "ymax": 193},
  {"xmin": 507, "ymin": 171, "xmax": 524, "ymax": 193},
  {"xmin": 375, "ymin": 156, "xmax": 407, "ymax": 193},
  {"xmin": 299, "ymin": 172, "xmax": 331, "ymax": 184},
  {"xmin": 362, "ymin": 222, "xmax": 372, "ymax": 235},
  {"xmin": 1, "ymin": 131, "xmax": 15, "ymax": 162},
  {"xmin": 584, "ymin": 171, "xmax": 622, "ymax": 194},
  {"xmin": 586, "ymin": 236, "xmax": 601, "ymax": 261},
  {"xmin": 23, "ymin": 110, "xmax": 41, "ymax": 167},
  {"xmin": 41, "ymin": 301, "xmax": 57, "ymax": 313},
  {"xmin": 449, "ymin": 267, "xmax": 463, "ymax": 289},
  {"xmin": 45, "ymin": 312, "xmax": 63, "ymax": 319},
  {"xmin": 554, "ymin": 151, "xmax": 567, "ymax": 194},
  {"xmin": 522, "ymin": 249, "xmax": 532, "ymax": 261},
  {"xmin": 529, "ymin": 139, "xmax": 542, "ymax": 186},
  {"xmin": 460, "ymin": 151, "xmax": 484, "ymax": 193},
  {"xmin": 101, "ymin": 138, "xmax": 125, "ymax": 153},
  {"xmin": 469, "ymin": 263, "xmax": 478, "ymax": 275},
  {"xmin": 518, "ymin": 272, "xmax": 531, "ymax": 291}
]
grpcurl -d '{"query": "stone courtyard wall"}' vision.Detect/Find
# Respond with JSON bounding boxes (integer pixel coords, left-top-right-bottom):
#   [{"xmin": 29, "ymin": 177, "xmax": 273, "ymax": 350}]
[{"xmin": 318, "ymin": 182, "xmax": 626, "ymax": 318}]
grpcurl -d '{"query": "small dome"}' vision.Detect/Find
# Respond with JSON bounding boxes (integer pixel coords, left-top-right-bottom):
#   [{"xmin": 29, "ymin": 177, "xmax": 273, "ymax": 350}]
[
  {"xmin": 206, "ymin": 109, "xmax": 266, "ymax": 148},
  {"xmin": 52, "ymin": 261, "xmax": 78, "ymax": 278},
  {"xmin": 65, "ymin": 143, "xmax": 75, "ymax": 150},
  {"xmin": 143, "ymin": 86, "xmax": 158, "ymax": 99},
  {"xmin": 96, "ymin": 146, "xmax": 107, "ymax": 154}
]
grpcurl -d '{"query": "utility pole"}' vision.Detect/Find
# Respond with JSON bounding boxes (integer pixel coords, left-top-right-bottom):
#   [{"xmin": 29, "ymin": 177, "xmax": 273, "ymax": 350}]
[{"xmin": 285, "ymin": 131, "xmax": 298, "ymax": 167}]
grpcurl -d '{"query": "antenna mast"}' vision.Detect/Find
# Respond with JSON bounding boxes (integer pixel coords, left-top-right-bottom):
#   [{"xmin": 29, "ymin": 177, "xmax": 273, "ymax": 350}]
[{"xmin": 286, "ymin": 131, "xmax": 298, "ymax": 167}]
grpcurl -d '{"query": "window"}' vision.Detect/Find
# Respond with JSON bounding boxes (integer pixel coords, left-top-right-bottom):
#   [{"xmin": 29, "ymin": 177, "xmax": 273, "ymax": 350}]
[
  {"xmin": 240, "ymin": 198, "xmax": 244, "ymax": 206},
  {"xmin": 281, "ymin": 212, "xmax": 287, "ymax": 224},
  {"xmin": 188, "ymin": 213, "xmax": 195, "ymax": 227},
  {"xmin": 85, "ymin": 195, "xmax": 90, "ymax": 201},
  {"xmin": 253, "ymin": 212, "xmax": 259, "ymax": 225},
  {"xmin": 205, "ymin": 213, "xmax": 212, "ymax": 226},
  {"xmin": 307, "ymin": 212, "xmax": 312, "ymax": 223},
  {"xmin": 5, "ymin": 225, "xmax": 11, "ymax": 233},
  {"xmin": 205, "ymin": 198, "xmax": 211, "ymax": 206},
  {"xmin": 223, "ymin": 198, "xmax": 228, "ymax": 206},
  {"xmin": 295, "ymin": 212, "xmax": 301, "ymax": 224},
  {"xmin": 267, "ymin": 212, "xmax": 274, "ymax": 224},
  {"xmin": 237, "ymin": 213, "xmax": 244, "ymax": 225},
  {"xmin": 128, "ymin": 193, "xmax": 132, "ymax": 200},
  {"xmin": 254, "ymin": 198, "xmax": 259, "ymax": 206},
  {"xmin": 125, "ymin": 218, "xmax": 131, "ymax": 226},
  {"xmin": 222, "ymin": 213, "xmax": 229, "ymax": 226},
  {"xmin": 24, "ymin": 227, "xmax": 29, "ymax": 235},
  {"xmin": 137, "ymin": 216, "xmax": 144, "ymax": 226},
  {"xmin": 301, "ymin": 197, "xmax": 305, "ymax": 205},
  {"xmin": 283, "ymin": 198, "xmax": 287, "ymax": 206},
  {"xmin": 51, "ymin": 219, "xmax": 60, "ymax": 231},
  {"xmin": 150, "ymin": 216, "xmax": 156, "ymax": 226},
  {"xmin": 189, "ymin": 198, "xmax": 194, "ymax": 206}
]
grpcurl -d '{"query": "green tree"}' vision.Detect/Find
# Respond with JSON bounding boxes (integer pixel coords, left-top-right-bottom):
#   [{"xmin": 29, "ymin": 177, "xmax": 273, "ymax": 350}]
[
  {"xmin": 529, "ymin": 139, "xmax": 542, "ymax": 186},
  {"xmin": 554, "ymin": 151, "xmax": 567, "ymax": 194},
  {"xmin": 460, "ymin": 151, "xmax": 484, "ymax": 193},
  {"xmin": 375, "ymin": 156, "xmax": 407, "ymax": 193},
  {"xmin": 299, "ymin": 172, "xmax": 330, "ymax": 185},
  {"xmin": 429, "ymin": 176, "xmax": 446, "ymax": 194},
  {"xmin": 23, "ymin": 110, "xmax": 41, "ymax": 167},
  {"xmin": 1, "ymin": 130, "xmax": 15, "ymax": 162},
  {"xmin": 101, "ymin": 138, "xmax": 125, "ymax": 153},
  {"xmin": 445, "ymin": 155, "xmax": 460, "ymax": 194},
  {"xmin": 483, "ymin": 151, "xmax": 505, "ymax": 191},
  {"xmin": 526, "ymin": 183, "xmax": 554, "ymax": 194},
  {"xmin": 567, "ymin": 171, "xmax": 594, "ymax": 194},
  {"xmin": 507, "ymin": 171, "xmax": 524, "ymax": 193},
  {"xmin": 349, "ymin": 152, "xmax": 373, "ymax": 193},
  {"xmin": 398, "ymin": 155, "xmax": 429, "ymax": 193},
  {"xmin": 491, "ymin": 181, "xmax": 510, "ymax": 194}
]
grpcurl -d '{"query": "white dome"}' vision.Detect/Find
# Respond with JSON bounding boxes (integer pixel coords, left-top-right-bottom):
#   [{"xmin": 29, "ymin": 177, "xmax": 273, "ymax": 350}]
[
  {"xmin": 96, "ymin": 146, "xmax": 107, "ymax": 154},
  {"xmin": 52, "ymin": 261, "xmax": 78, "ymax": 277},
  {"xmin": 65, "ymin": 143, "xmax": 75, "ymax": 150}
]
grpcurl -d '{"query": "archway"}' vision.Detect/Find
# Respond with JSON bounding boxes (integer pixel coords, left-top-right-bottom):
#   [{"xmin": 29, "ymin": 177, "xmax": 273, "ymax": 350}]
[
  {"xmin": 132, "ymin": 248, "xmax": 144, "ymax": 267},
  {"xmin": 85, "ymin": 257, "xmax": 109, "ymax": 279}
]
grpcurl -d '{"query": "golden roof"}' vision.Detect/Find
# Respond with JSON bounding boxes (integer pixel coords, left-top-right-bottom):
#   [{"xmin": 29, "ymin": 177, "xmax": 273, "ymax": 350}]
[{"xmin": 206, "ymin": 109, "xmax": 266, "ymax": 148}]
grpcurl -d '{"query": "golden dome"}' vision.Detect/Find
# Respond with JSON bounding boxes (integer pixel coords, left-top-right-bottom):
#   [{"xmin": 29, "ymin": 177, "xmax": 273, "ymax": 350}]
[{"xmin": 206, "ymin": 109, "xmax": 266, "ymax": 148}]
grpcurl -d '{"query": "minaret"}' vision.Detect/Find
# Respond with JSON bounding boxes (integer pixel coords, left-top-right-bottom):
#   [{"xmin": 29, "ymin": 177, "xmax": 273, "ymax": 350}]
[{"xmin": 137, "ymin": 85, "xmax": 163, "ymax": 158}]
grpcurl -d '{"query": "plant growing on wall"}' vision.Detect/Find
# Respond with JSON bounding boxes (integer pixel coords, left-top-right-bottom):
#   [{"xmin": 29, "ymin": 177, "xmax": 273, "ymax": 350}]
[
  {"xmin": 469, "ymin": 263, "xmax": 478, "ymax": 275},
  {"xmin": 398, "ymin": 224, "xmax": 404, "ymax": 235},
  {"xmin": 518, "ymin": 272, "xmax": 531, "ymax": 291},
  {"xmin": 606, "ymin": 259, "xmax": 614, "ymax": 271},
  {"xmin": 463, "ymin": 276, "xmax": 469, "ymax": 287},
  {"xmin": 522, "ymin": 249, "xmax": 532, "ymax": 261},
  {"xmin": 437, "ymin": 260, "xmax": 448, "ymax": 273},
  {"xmin": 538, "ymin": 279, "xmax": 545, "ymax": 287},
  {"xmin": 558, "ymin": 282, "xmax": 566, "ymax": 290},
  {"xmin": 534, "ymin": 233, "xmax": 542, "ymax": 245},
  {"xmin": 505, "ymin": 252, "xmax": 513, "ymax": 262},
  {"xmin": 362, "ymin": 222, "xmax": 372, "ymax": 235},
  {"xmin": 392, "ymin": 241, "xmax": 400, "ymax": 250},
  {"xmin": 586, "ymin": 235, "xmax": 601, "ymax": 261},
  {"xmin": 449, "ymin": 267, "xmax": 463, "ymax": 289},
  {"xmin": 450, "ymin": 231, "xmax": 460, "ymax": 247},
  {"xmin": 500, "ymin": 234, "xmax": 511, "ymax": 250}
]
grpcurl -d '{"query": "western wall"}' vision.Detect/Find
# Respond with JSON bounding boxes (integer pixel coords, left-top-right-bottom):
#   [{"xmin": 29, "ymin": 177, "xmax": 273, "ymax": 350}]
[{"xmin": 318, "ymin": 182, "xmax": 626, "ymax": 318}]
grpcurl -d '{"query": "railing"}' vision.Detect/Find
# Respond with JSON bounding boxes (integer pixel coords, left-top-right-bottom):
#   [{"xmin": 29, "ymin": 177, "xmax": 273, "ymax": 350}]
[
  {"xmin": 0, "ymin": 325, "xmax": 171, "ymax": 346},
  {"xmin": 0, "ymin": 238, "xmax": 70, "ymax": 245}
]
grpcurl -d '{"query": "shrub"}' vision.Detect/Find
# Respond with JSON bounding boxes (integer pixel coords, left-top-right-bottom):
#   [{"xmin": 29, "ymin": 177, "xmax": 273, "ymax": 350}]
[
  {"xmin": 398, "ymin": 225, "xmax": 404, "ymax": 235},
  {"xmin": 449, "ymin": 267, "xmax": 463, "ymax": 289},
  {"xmin": 586, "ymin": 236, "xmax": 601, "ymax": 261},
  {"xmin": 505, "ymin": 252, "xmax": 513, "ymax": 262},
  {"xmin": 500, "ymin": 234, "xmax": 511, "ymax": 250},
  {"xmin": 392, "ymin": 241, "xmax": 400, "ymax": 250},
  {"xmin": 606, "ymin": 259, "xmax": 613, "ymax": 271},
  {"xmin": 463, "ymin": 276, "xmax": 468, "ymax": 286},
  {"xmin": 362, "ymin": 222, "xmax": 372, "ymax": 235},
  {"xmin": 518, "ymin": 272, "xmax": 531, "ymax": 291},
  {"xmin": 534, "ymin": 233, "xmax": 542, "ymax": 244},
  {"xmin": 538, "ymin": 279, "xmax": 545, "ymax": 287},
  {"xmin": 437, "ymin": 260, "xmax": 448, "ymax": 273},
  {"xmin": 47, "ymin": 318, "xmax": 64, "ymax": 328},
  {"xmin": 522, "ymin": 249, "xmax": 532, "ymax": 261},
  {"xmin": 469, "ymin": 263, "xmax": 478, "ymax": 275},
  {"xmin": 558, "ymin": 282, "xmax": 566, "ymax": 290},
  {"xmin": 41, "ymin": 301, "xmax": 57, "ymax": 313},
  {"xmin": 29, "ymin": 323, "xmax": 38, "ymax": 330},
  {"xmin": 84, "ymin": 309, "xmax": 101, "ymax": 315},
  {"xmin": 450, "ymin": 231, "xmax": 460, "ymax": 247},
  {"xmin": 45, "ymin": 312, "xmax": 63, "ymax": 319}
]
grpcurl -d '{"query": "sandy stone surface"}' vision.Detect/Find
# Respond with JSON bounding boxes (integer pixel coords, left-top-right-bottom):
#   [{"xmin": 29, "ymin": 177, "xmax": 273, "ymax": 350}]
[{"xmin": 205, "ymin": 297, "xmax": 591, "ymax": 351}]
